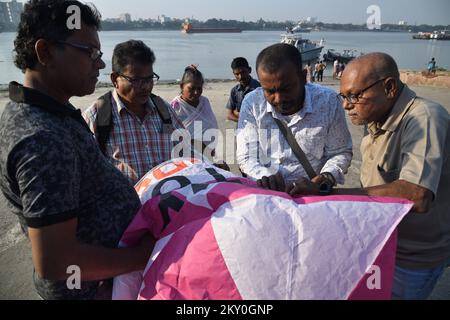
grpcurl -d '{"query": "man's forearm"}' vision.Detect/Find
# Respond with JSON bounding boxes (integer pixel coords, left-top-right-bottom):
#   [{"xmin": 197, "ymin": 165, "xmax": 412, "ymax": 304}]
[
  {"xmin": 236, "ymin": 145, "xmax": 274, "ymax": 180},
  {"xmin": 332, "ymin": 180, "xmax": 432, "ymax": 213},
  {"xmin": 71, "ymin": 242, "xmax": 152, "ymax": 281},
  {"xmin": 33, "ymin": 240, "xmax": 153, "ymax": 282},
  {"xmin": 321, "ymin": 157, "xmax": 352, "ymax": 185}
]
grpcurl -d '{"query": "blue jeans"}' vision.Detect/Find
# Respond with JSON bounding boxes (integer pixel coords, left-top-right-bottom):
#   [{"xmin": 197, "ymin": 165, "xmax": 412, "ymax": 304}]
[{"xmin": 392, "ymin": 261, "xmax": 450, "ymax": 300}]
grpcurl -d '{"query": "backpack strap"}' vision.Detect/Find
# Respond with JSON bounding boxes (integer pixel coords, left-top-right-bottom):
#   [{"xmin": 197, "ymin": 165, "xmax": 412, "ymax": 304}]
[
  {"xmin": 150, "ymin": 94, "xmax": 173, "ymax": 134},
  {"xmin": 94, "ymin": 91, "xmax": 113, "ymax": 156},
  {"xmin": 94, "ymin": 92, "xmax": 173, "ymax": 155}
]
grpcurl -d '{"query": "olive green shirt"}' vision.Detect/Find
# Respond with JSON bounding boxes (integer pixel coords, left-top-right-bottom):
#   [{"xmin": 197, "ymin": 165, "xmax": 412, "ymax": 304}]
[{"xmin": 360, "ymin": 85, "xmax": 450, "ymax": 269}]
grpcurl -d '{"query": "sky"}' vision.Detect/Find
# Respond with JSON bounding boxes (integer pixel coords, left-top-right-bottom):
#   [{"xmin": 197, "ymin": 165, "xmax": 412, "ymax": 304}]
[{"xmin": 78, "ymin": 0, "xmax": 450, "ymax": 25}]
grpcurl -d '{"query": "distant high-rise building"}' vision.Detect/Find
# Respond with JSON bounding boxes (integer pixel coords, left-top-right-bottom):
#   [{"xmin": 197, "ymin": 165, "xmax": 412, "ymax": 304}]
[
  {"xmin": 306, "ymin": 17, "xmax": 318, "ymax": 24},
  {"xmin": 398, "ymin": 20, "xmax": 407, "ymax": 25},
  {"xmin": 119, "ymin": 13, "xmax": 132, "ymax": 23},
  {"xmin": 159, "ymin": 15, "xmax": 171, "ymax": 24},
  {"xmin": 0, "ymin": 0, "xmax": 23, "ymax": 24}
]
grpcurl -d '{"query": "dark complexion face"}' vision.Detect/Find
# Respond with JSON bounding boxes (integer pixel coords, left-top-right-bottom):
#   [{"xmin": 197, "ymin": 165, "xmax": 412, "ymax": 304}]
[
  {"xmin": 233, "ymin": 67, "xmax": 252, "ymax": 88},
  {"xmin": 181, "ymin": 79, "xmax": 203, "ymax": 107},
  {"xmin": 50, "ymin": 24, "xmax": 105, "ymax": 98},
  {"xmin": 112, "ymin": 63, "xmax": 154, "ymax": 107},
  {"xmin": 257, "ymin": 62, "xmax": 306, "ymax": 115},
  {"xmin": 340, "ymin": 69, "xmax": 396, "ymax": 125}
]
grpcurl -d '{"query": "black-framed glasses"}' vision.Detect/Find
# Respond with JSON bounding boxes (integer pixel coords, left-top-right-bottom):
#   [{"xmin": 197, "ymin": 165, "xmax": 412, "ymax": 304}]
[
  {"xmin": 57, "ymin": 41, "xmax": 103, "ymax": 61},
  {"xmin": 338, "ymin": 77, "xmax": 389, "ymax": 104},
  {"xmin": 118, "ymin": 72, "xmax": 160, "ymax": 86}
]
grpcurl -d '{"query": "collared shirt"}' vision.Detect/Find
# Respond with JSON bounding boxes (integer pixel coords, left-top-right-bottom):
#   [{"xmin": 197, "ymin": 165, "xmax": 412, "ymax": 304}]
[
  {"xmin": 0, "ymin": 82, "xmax": 141, "ymax": 299},
  {"xmin": 360, "ymin": 85, "xmax": 450, "ymax": 269},
  {"xmin": 226, "ymin": 78, "xmax": 261, "ymax": 112},
  {"xmin": 83, "ymin": 90, "xmax": 185, "ymax": 185},
  {"xmin": 236, "ymin": 84, "xmax": 353, "ymax": 185}
]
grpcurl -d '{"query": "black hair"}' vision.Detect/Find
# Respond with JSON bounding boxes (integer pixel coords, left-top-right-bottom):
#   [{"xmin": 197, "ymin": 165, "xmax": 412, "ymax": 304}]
[
  {"xmin": 180, "ymin": 65, "xmax": 204, "ymax": 86},
  {"xmin": 14, "ymin": 0, "xmax": 101, "ymax": 72},
  {"xmin": 231, "ymin": 57, "xmax": 250, "ymax": 70},
  {"xmin": 256, "ymin": 43, "xmax": 303, "ymax": 75},
  {"xmin": 112, "ymin": 40, "xmax": 155, "ymax": 73}
]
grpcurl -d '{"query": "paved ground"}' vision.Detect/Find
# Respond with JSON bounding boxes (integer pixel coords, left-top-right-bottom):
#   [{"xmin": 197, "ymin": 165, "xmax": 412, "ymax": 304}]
[{"xmin": 0, "ymin": 78, "xmax": 448, "ymax": 299}]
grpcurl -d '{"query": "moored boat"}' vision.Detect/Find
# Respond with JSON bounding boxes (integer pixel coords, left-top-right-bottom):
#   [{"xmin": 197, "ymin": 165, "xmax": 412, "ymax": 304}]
[
  {"xmin": 181, "ymin": 22, "xmax": 242, "ymax": 34},
  {"xmin": 323, "ymin": 49, "xmax": 360, "ymax": 63},
  {"xmin": 280, "ymin": 33, "xmax": 324, "ymax": 65},
  {"xmin": 412, "ymin": 30, "xmax": 450, "ymax": 40},
  {"xmin": 286, "ymin": 22, "xmax": 312, "ymax": 34}
]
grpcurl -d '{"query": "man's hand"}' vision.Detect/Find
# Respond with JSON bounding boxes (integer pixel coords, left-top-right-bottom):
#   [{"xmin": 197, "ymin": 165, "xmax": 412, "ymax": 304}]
[
  {"xmin": 214, "ymin": 162, "xmax": 231, "ymax": 171},
  {"xmin": 256, "ymin": 172, "xmax": 286, "ymax": 192},
  {"xmin": 285, "ymin": 177, "xmax": 320, "ymax": 196},
  {"xmin": 227, "ymin": 109, "xmax": 240, "ymax": 122},
  {"xmin": 311, "ymin": 174, "xmax": 326, "ymax": 185}
]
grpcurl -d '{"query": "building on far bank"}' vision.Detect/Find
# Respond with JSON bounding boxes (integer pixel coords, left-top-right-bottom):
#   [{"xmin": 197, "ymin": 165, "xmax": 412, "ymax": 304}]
[
  {"xmin": 119, "ymin": 13, "xmax": 131, "ymax": 23},
  {"xmin": 158, "ymin": 15, "xmax": 172, "ymax": 24},
  {"xmin": 0, "ymin": 0, "xmax": 23, "ymax": 25}
]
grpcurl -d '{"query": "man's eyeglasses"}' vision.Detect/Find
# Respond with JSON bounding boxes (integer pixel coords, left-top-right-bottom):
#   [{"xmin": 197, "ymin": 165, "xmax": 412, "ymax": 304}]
[
  {"xmin": 118, "ymin": 73, "xmax": 160, "ymax": 86},
  {"xmin": 338, "ymin": 77, "xmax": 388, "ymax": 104},
  {"xmin": 57, "ymin": 41, "xmax": 103, "ymax": 61}
]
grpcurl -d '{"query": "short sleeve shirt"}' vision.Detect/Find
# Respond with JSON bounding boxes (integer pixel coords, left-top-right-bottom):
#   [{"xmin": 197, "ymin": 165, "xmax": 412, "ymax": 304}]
[
  {"xmin": 226, "ymin": 78, "xmax": 261, "ymax": 113},
  {"xmin": 360, "ymin": 85, "xmax": 450, "ymax": 269},
  {"xmin": 0, "ymin": 82, "xmax": 141, "ymax": 299}
]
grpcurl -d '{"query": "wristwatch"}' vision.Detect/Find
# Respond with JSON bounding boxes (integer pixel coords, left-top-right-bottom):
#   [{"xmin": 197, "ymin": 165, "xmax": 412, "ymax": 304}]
[{"xmin": 318, "ymin": 172, "xmax": 335, "ymax": 195}]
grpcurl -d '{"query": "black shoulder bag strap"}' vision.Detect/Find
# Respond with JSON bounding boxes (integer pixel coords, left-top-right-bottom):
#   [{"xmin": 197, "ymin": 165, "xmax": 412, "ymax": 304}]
[
  {"xmin": 94, "ymin": 91, "xmax": 113, "ymax": 156},
  {"xmin": 272, "ymin": 117, "xmax": 317, "ymax": 180}
]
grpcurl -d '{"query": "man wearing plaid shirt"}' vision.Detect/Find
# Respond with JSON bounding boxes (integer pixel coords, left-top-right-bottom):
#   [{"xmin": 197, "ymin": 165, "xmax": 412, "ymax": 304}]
[{"xmin": 84, "ymin": 40, "xmax": 185, "ymax": 185}]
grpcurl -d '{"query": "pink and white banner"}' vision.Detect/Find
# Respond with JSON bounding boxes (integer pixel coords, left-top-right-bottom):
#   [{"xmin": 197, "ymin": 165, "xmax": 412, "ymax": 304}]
[{"xmin": 113, "ymin": 158, "xmax": 413, "ymax": 300}]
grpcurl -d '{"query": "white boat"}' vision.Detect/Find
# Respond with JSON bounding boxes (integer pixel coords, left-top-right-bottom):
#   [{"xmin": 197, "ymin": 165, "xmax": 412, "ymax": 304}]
[
  {"xmin": 286, "ymin": 22, "xmax": 312, "ymax": 34},
  {"xmin": 280, "ymin": 33, "xmax": 324, "ymax": 65}
]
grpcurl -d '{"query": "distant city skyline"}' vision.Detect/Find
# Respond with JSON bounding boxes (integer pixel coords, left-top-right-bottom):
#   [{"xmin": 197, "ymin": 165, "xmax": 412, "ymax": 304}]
[
  {"xmin": 4, "ymin": 0, "xmax": 450, "ymax": 25},
  {"xmin": 83, "ymin": 0, "xmax": 450, "ymax": 25}
]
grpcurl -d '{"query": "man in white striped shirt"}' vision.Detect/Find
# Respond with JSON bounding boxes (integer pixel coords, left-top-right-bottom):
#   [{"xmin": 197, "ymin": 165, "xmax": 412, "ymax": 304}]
[{"xmin": 237, "ymin": 43, "xmax": 353, "ymax": 194}]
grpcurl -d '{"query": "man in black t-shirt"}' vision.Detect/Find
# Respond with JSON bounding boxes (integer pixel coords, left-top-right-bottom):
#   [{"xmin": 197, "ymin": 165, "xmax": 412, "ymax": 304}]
[
  {"xmin": 226, "ymin": 57, "xmax": 261, "ymax": 123},
  {"xmin": 0, "ymin": 0, "xmax": 154, "ymax": 300}
]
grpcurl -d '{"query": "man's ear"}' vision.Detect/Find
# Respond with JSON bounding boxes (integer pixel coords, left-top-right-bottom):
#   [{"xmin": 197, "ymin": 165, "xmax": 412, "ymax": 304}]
[
  {"xmin": 384, "ymin": 78, "xmax": 398, "ymax": 99},
  {"xmin": 35, "ymin": 39, "xmax": 53, "ymax": 67},
  {"xmin": 111, "ymin": 73, "xmax": 119, "ymax": 89}
]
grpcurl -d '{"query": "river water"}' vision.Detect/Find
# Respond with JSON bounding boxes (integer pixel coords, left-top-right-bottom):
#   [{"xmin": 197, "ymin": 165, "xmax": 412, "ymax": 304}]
[{"xmin": 1, "ymin": 30, "xmax": 449, "ymax": 84}]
